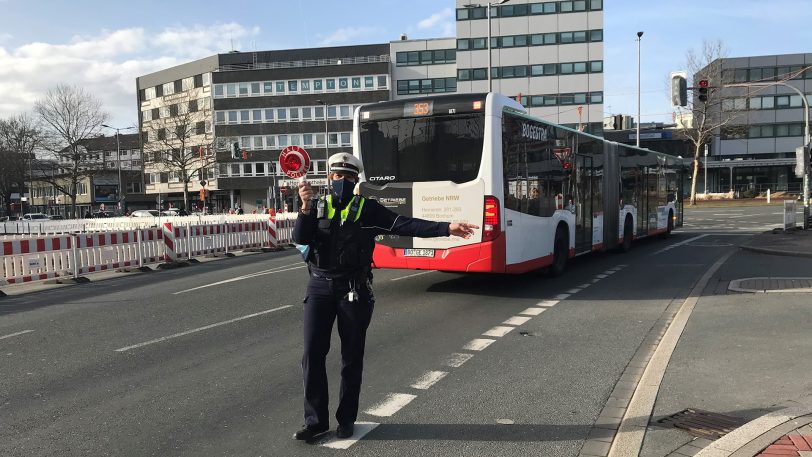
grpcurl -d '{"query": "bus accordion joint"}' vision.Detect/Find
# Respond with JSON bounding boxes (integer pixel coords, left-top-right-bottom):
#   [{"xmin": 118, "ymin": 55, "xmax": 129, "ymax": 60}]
[{"xmin": 483, "ymin": 195, "xmax": 501, "ymax": 242}]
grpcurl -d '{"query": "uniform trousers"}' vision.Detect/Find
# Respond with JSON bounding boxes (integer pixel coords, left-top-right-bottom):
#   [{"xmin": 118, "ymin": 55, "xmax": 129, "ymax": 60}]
[{"xmin": 302, "ymin": 274, "xmax": 374, "ymax": 427}]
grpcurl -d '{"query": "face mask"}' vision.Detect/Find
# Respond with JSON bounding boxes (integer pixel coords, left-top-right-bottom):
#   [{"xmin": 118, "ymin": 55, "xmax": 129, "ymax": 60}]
[{"xmin": 331, "ymin": 178, "xmax": 355, "ymax": 204}]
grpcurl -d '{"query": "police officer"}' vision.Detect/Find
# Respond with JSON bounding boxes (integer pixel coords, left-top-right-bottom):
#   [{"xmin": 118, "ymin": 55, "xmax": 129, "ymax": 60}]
[{"xmin": 292, "ymin": 153, "xmax": 478, "ymax": 441}]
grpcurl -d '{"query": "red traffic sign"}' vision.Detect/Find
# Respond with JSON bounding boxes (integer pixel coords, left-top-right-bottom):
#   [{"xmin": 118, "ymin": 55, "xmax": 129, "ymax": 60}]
[{"xmin": 279, "ymin": 145, "xmax": 311, "ymax": 179}]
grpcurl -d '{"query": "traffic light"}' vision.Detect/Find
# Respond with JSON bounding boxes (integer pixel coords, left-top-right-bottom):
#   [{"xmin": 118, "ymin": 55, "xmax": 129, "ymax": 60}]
[
  {"xmin": 671, "ymin": 72, "xmax": 687, "ymax": 107},
  {"xmin": 231, "ymin": 142, "xmax": 240, "ymax": 159},
  {"xmin": 697, "ymin": 79, "xmax": 709, "ymax": 103}
]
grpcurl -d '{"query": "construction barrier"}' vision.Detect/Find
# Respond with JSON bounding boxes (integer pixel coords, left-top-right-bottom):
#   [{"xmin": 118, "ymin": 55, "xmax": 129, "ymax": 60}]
[
  {"xmin": 163, "ymin": 222, "xmax": 176, "ymax": 262},
  {"xmin": 1, "ymin": 235, "xmax": 74, "ymax": 285}
]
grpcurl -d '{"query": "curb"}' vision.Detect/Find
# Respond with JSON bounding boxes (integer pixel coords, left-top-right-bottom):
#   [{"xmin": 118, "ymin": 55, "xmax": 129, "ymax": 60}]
[
  {"xmin": 696, "ymin": 396, "xmax": 812, "ymax": 456},
  {"xmin": 738, "ymin": 244, "xmax": 812, "ymax": 259}
]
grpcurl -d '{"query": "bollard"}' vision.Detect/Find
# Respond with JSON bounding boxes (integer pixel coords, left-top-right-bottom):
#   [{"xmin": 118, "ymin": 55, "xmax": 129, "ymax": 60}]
[
  {"xmin": 137, "ymin": 229, "xmax": 144, "ymax": 268},
  {"xmin": 71, "ymin": 233, "xmax": 79, "ymax": 279},
  {"xmin": 767, "ymin": 188, "xmax": 771, "ymax": 204},
  {"xmin": 163, "ymin": 222, "xmax": 177, "ymax": 262}
]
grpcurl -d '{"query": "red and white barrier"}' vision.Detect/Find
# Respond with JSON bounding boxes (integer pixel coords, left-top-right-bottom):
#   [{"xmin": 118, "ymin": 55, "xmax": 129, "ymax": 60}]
[
  {"xmin": 1, "ymin": 216, "xmax": 299, "ymax": 289},
  {"xmin": 163, "ymin": 222, "xmax": 176, "ymax": 262},
  {"xmin": 268, "ymin": 216, "xmax": 277, "ymax": 248},
  {"xmin": 1, "ymin": 235, "xmax": 73, "ymax": 285}
]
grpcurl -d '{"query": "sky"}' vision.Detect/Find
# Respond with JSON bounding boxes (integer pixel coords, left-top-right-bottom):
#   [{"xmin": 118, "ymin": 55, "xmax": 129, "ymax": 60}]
[{"xmin": 0, "ymin": 0, "xmax": 810, "ymax": 130}]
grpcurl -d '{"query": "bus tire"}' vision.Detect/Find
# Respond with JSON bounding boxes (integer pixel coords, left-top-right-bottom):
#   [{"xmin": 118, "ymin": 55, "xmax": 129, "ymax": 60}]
[
  {"xmin": 549, "ymin": 226, "xmax": 568, "ymax": 277},
  {"xmin": 663, "ymin": 210, "xmax": 674, "ymax": 238},
  {"xmin": 621, "ymin": 216, "xmax": 633, "ymax": 252}
]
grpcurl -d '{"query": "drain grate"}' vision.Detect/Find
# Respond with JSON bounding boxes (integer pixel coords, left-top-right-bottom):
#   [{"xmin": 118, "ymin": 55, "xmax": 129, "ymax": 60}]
[{"xmin": 656, "ymin": 408, "xmax": 747, "ymax": 440}]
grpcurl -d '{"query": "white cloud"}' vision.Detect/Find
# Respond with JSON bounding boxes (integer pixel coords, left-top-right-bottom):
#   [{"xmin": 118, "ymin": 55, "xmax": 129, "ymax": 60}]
[
  {"xmin": 319, "ymin": 26, "xmax": 382, "ymax": 46},
  {"xmin": 417, "ymin": 8, "xmax": 454, "ymax": 29},
  {"xmin": 0, "ymin": 23, "xmax": 261, "ymax": 127}
]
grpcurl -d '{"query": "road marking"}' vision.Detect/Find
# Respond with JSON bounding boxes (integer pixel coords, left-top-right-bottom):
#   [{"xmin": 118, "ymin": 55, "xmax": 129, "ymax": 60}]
[
  {"xmin": 390, "ymin": 270, "xmax": 435, "ymax": 281},
  {"xmin": 555, "ymin": 293, "xmax": 570, "ymax": 300},
  {"xmin": 596, "ymin": 274, "xmax": 608, "ymax": 279},
  {"xmin": 603, "ymin": 270, "xmax": 616, "ymax": 275},
  {"xmin": 410, "ymin": 371, "xmax": 448, "ymax": 390},
  {"xmin": 0, "ymin": 330, "xmax": 34, "ymax": 341},
  {"xmin": 174, "ymin": 264, "xmax": 306, "ymax": 294},
  {"xmin": 592, "ymin": 278, "xmax": 601, "ymax": 283},
  {"xmin": 321, "ymin": 422, "xmax": 379, "ymax": 449},
  {"xmin": 519, "ymin": 307, "xmax": 546, "ymax": 316},
  {"xmin": 577, "ymin": 283, "xmax": 592, "ymax": 288},
  {"xmin": 483, "ymin": 326, "xmax": 515, "ymax": 337},
  {"xmin": 608, "ymin": 250, "xmax": 736, "ymax": 457},
  {"xmin": 443, "ymin": 352, "xmax": 473, "ymax": 367},
  {"xmin": 566, "ymin": 288, "xmax": 581, "ymax": 294},
  {"xmin": 651, "ymin": 234, "xmax": 709, "ymax": 255},
  {"xmin": 536, "ymin": 299, "xmax": 559, "ymax": 307},
  {"xmin": 503, "ymin": 316, "xmax": 532, "ymax": 326},
  {"xmin": 463, "ymin": 338, "xmax": 496, "ymax": 351},
  {"xmin": 114, "ymin": 305, "xmax": 292, "ymax": 352},
  {"xmin": 365, "ymin": 393, "xmax": 416, "ymax": 417}
]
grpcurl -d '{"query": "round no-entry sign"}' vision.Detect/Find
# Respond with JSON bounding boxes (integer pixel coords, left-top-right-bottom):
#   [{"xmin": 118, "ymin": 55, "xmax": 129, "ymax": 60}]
[{"xmin": 279, "ymin": 145, "xmax": 311, "ymax": 179}]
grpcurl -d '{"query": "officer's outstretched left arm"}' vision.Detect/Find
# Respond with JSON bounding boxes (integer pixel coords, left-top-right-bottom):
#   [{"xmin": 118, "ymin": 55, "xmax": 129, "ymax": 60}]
[{"xmin": 367, "ymin": 200, "xmax": 478, "ymax": 239}]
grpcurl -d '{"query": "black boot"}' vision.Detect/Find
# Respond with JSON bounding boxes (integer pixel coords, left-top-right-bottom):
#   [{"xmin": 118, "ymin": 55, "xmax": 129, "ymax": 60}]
[
  {"xmin": 293, "ymin": 424, "xmax": 329, "ymax": 441},
  {"xmin": 336, "ymin": 423, "xmax": 354, "ymax": 439}
]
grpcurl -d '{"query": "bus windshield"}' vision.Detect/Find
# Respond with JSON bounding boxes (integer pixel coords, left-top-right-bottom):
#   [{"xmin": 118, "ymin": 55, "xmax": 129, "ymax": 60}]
[{"xmin": 359, "ymin": 113, "xmax": 485, "ymax": 184}]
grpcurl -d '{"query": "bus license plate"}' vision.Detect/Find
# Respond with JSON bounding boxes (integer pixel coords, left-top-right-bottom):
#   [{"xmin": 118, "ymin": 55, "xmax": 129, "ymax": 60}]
[{"xmin": 404, "ymin": 248, "xmax": 435, "ymax": 257}]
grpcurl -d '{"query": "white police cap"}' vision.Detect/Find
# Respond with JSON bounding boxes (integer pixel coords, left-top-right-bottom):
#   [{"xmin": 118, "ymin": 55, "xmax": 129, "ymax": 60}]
[{"xmin": 328, "ymin": 153, "xmax": 364, "ymax": 175}]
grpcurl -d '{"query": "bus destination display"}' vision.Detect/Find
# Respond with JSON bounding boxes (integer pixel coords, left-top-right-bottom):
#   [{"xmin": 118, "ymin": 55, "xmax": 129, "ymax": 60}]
[{"xmin": 403, "ymin": 101, "xmax": 434, "ymax": 117}]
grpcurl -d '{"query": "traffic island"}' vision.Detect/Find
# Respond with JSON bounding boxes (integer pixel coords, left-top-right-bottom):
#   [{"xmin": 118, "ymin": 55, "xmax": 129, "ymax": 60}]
[{"xmin": 739, "ymin": 228, "xmax": 812, "ymax": 258}]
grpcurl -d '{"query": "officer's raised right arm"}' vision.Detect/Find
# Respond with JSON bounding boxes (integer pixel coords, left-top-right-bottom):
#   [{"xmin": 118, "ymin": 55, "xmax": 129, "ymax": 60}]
[{"xmin": 293, "ymin": 182, "xmax": 318, "ymax": 244}]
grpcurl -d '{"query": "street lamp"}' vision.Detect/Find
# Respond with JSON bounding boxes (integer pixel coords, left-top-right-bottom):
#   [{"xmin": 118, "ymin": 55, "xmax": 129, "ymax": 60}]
[
  {"xmin": 315, "ymin": 99, "xmax": 330, "ymax": 194},
  {"xmin": 636, "ymin": 31, "xmax": 643, "ymax": 148},
  {"xmin": 463, "ymin": 0, "xmax": 510, "ymax": 93},
  {"xmin": 101, "ymin": 124, "xmax": 136, "ymax": 212}
]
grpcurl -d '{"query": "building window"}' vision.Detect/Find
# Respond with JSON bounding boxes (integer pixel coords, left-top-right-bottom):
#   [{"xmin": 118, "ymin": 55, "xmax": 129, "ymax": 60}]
[
  {"xmin": 239, "ymin": 82, "xmax": 249, "ymax": 96},
  {"xmin": 338, "ymin": 78, "xmax": 349, "ymax": 90},
  {"xmin": 288, "ymin": 80, "xmax": 298, "ymax": 92},
  {"xmin": 226, "ymin": 84, "xmax": 237, "ymax": 97},
  {"xmin": 377, "ymin": 75, "xmax": 388, "ymax": 89}
]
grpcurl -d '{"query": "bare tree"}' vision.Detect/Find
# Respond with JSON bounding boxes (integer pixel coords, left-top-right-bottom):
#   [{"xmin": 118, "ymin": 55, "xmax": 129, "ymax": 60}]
[
  {"xmin": 142, "ymin": 91, "xmax": 215, "ymax": 210},
  {"xmin": 34, "ymin": 84, "xmax": 109, "ymax": 218},
  {"xmin": 0, "ymin": 115, "xmax": 42, "ymax": 216}
]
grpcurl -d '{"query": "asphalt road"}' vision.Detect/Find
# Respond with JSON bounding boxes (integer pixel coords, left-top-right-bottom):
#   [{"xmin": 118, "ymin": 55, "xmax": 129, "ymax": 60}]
[{"xmin": 0, "ymin": 205, "xmax": 795, "ymax": 456}]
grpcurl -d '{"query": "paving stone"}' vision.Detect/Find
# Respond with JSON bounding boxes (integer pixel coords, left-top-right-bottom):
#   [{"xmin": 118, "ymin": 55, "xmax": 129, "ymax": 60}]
[
  {"xmin": 586, "ymin": 426, "xmax": 616, "ymax": 443},
  {"xmin": 580, "ymin": 439, "xmax": 611, "ymax": 456},
  {"xmin": 600, "ymin": 406, "xmax": 626, "ymax": 419},
  {"xmin": 672, "ymin": 444, "xmax": 703, "ymax": 456}
]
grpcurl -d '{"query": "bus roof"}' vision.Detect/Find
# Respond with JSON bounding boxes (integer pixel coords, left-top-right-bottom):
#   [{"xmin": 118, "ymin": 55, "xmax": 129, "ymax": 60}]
[{"xmin": 359, "ymin": 93, "xmax": 490, "ymax": 121}]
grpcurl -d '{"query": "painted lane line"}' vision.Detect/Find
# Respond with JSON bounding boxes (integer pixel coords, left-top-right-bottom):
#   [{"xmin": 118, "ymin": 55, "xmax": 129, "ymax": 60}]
[
  {"xmin": 174, "ymin": 265, "xmax": 306, "ymax": 294},
  {"xmin": 536, "ymin": 300, "xmax": 559, "ymax": 307},
  {"xmin": 591, "ymin": 278, "xmax": 601, "ymax": 284},
  {"xmin": 0, "ymin": 330, "xmax": 35, "ymax": 341},
  {"xmin": 365, "ymin": 393, "xmax": 417, "ymax": 417},
  {"xmin": 463, "ymin": 338, "xmax": 496, "ymax": 351},
  {"xmin": 608, "ymin": 250, "xmax": 736, "ymax": 457},
  {"xmin": 115, "ymin": 305, "xmax": 292, "ymax": 352},
  {"xmin": 443, "ymin": 353, "xmax": 473, "ymax": 368},
  {"xmin": 595, "ymin": 274, "xmax": 608, "ymax": 279},
  {"xmin": 519, "ymin": 307, "xmax": 546, "ymax": 316},
  {"xmin": 321, "ymin": 422, "xmax": 380, "ymax": 449},
  {"xmin": 390, "ymin": 270, "xmax": 435, "ymax": 282},
  {"xmin": 577, "ymin": 283, "xmax": 591, "ymax": 289},
  {"xmin": 483, "ymin": 326, "xmax": 515, "ymax": 338},
  {"xmin": 503, "ymin": 316, "xmax": 532, "ymax": 326},
  {"xmin": 603, "ymin": 270, "xmax": 616, "ymax": 275},
  {"xmin": 566, "ymin": 288, "xmax": 582, "ymax": 294},
  {"xmin": 555, "ymin": 293, "xmax": 570, "ymax": 300},
  {"xmin": 410, "ymin": 371, "xmax": 449, "ymax": 390},
  {"xmin": 618, "ymin": 264, "xmax": 629, "ymax": 267},
  {"xmin": 651, "ymin": 234, "xmax": 709, "ymax": 256}
]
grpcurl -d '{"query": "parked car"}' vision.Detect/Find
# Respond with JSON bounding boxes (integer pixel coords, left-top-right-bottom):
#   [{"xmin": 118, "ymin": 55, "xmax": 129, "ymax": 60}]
[
  {"xmin": 130, "ymin": 210, "xmax": 160, "ymax": 217},
  {"xmin": 48, "ymin": 215, "xmax": 65, "ymax": 220},
  {"xmin": 21, "ymin": 213, "xmax": 51, "ymax": 221},
  {"xmin": 161, "ymin": 209, "xmax": 189, "ymax": 217}
]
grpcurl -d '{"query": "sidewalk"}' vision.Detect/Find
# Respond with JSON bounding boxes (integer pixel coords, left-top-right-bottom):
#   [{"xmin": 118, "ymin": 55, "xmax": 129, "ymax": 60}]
[
  {"xmin": 739, "ymin": 228, "xmax": 812, "ymax": 259},
  {"xmin": 647, "ymin": 233, "xmax": 812, "ymax": 457}
]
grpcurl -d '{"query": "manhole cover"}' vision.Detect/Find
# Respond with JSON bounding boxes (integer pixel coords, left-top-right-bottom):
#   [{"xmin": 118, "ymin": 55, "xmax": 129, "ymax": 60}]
[{"xmin": 656, "ymin": 408, "xmax": 746, "ymax": 440}]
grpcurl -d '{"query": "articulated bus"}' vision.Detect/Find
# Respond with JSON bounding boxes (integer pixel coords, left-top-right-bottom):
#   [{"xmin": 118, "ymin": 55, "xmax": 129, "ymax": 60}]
[{"xmin": 353, "ymin": 93, "xmax": 686, "ymax": 275}]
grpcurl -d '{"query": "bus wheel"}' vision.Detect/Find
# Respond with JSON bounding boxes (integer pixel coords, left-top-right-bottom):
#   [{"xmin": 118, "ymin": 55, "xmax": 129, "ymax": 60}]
[
  {"xmin": 549, "ymin": 228, "xmax": 568, "ymax": 277},
  {"xmin": 660, "ymin": 211, "xmax": 674, "ymax": 239},
  {"xmin": 621, "ymin": 217, "xmax": 633, "ymax": 252}
]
